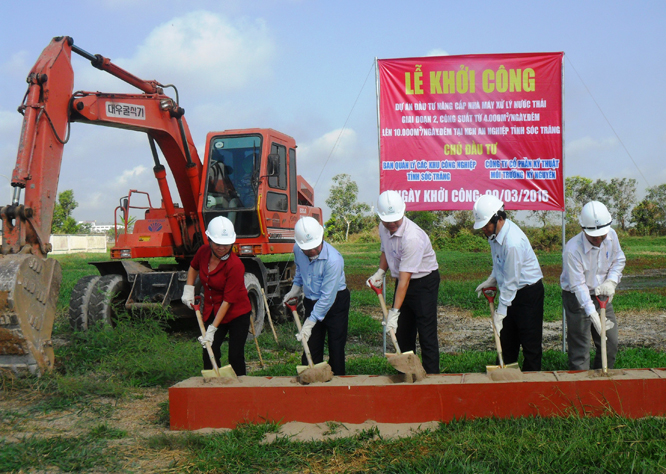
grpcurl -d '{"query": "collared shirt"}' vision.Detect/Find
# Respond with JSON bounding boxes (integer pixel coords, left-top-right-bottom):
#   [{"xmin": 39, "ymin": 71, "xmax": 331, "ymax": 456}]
[
  {"xmin": 190, "ymin": 245, "xmax": 252, "ymax": 323},
  {"xmin": 293, "ymin": 241, "xmax": 347, "ymax": 322},
  {"xmin": 490, "ymin": 219, "xmax": 543, "ymax": 315},
  {"xmin": 560, "ymin": 228, "xmax": 625, "ymax": 316},
  {"xmin": 379, "ymin": 217, "xmax": 439, "ymax": 279}
]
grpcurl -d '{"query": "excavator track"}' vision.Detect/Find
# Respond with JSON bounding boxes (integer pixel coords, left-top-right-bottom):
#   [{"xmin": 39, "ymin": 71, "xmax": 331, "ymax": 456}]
[{"xmin": 0, "ymin": 254, "xmax": 62, "ymax": 375}]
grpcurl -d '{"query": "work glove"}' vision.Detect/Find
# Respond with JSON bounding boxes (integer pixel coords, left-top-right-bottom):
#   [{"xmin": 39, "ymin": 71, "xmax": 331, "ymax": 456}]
[
  {"xmin": 296, "ymin": 318, "xmax": 316, "ymax": 343},
  {"xmin": 366, "ymin": 268, "xmax": 386, "ymax": 289},
  {"xmin": 383, "ymin": 308, "xmax": 400, "ymax": 333},
  {"xmin": 475, "ymin": 276, "xmax": 497, "ymax": 298},
  {"xmin": 493, "ymin": 310, "xmax": 507, "ymax": 335},
  {"xmin": 206, "ymin": 195, "xmax": 217, "ymax": 207},
  {"xmin": 198, "ymin": 325, "xmax": 217, "ymax": 347},
  {"xmin": 181, "ymin": 285, "xmax": 195, "ymax": 309},
  {"xmin": 283, "ymin": 284, "xmax": 303, "ymax": 305},
  {"xmin": 589, "ymin": 310, "xmax": 615, "ymax": 335},
  {"xmin": 595, "ymin": 279, "xmax": 617, "ymax": 297}
]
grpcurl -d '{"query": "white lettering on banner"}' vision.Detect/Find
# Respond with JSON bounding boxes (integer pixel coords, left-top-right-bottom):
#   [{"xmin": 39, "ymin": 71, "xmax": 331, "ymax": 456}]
[
  {"xmin": 106, "ymin": 102, "xmax": 146, "ymax": 120},
  {"xmin": 397, "ymin": 189, "xmax": 421, "ymax": 203}
]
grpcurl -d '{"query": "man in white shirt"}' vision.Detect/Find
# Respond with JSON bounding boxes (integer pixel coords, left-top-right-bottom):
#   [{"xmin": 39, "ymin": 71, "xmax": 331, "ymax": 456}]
[
  {"xmin": 367, "ymin": 190, "xmax": 440, "ymax": 374},
  {"xmin": 561, "ymin": 201, "xmax": 625, "ymax": 370},
  {"xmin": 473, "ymin": 194, "xmax": 544, "ymax": 371}
]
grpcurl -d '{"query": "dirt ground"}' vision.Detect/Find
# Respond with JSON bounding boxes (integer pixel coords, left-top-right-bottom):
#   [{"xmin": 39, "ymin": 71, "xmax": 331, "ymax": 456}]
[{"xmin": 2, "ymin": 308, "xmax": 665, "ymax": 465}]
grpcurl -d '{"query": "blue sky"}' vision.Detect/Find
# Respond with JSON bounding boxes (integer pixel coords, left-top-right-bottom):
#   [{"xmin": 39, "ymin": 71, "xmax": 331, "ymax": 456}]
[{"xmin": 1, "ymin": 0, "xmax": 664, "ymax": 223}]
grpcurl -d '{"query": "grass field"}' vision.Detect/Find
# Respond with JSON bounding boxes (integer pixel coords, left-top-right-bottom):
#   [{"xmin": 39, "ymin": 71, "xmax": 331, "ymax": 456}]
[{"xmin": 1, "ymin": 236, "xmax": 666, "ymax": 472}]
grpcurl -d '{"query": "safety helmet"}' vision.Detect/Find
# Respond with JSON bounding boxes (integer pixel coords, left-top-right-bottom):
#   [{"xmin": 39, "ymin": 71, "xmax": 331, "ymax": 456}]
[
  {"xmin": 473, "ymin": 194, "xmax": 504, "ymax": 229},
  {"xmin": 579, "ymin": 201, "xmax": 612, "ymax": 237},
  {"xmin": 377, "ymin": 190, "xmax": 406, "ymax": 222},
  {"xmin": 205, "ymin": 216, "xmax": 236, "ymax": 245},
  {"xmin": 294, "ymin": 217, "xmax": 324, "ymax": 250}
]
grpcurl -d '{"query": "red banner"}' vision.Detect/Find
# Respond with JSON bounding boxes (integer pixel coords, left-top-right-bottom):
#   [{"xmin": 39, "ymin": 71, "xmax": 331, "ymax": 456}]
[{"xmin": 377, "ymin": 53, "xmax": 564, "ymax": 211}]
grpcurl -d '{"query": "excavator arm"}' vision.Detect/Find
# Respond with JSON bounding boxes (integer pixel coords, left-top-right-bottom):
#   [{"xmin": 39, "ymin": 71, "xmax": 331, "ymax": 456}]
[{"xmin": 0, "ymin": 36, "xmax": 204, "ymax": 374}]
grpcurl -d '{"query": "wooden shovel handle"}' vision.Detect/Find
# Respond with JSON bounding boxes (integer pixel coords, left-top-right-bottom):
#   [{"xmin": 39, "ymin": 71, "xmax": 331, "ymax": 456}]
[
  {"xmin": 375, "ymin": 292, "xmax": 402, "ymax": 355},
  {"xmin": 193, "ymin": 297, "xmax": 220, "ymax": 376},
  {"xmin": 286, "ymin": 302, "xmax": 314, "ymax": 368},
  {"xmin": 488, "ymin": 301, "xmax": 505, "ymax": 368}
]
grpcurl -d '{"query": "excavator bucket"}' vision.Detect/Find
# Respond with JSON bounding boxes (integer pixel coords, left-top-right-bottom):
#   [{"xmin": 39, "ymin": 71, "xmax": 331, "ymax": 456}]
[{"xmin": 0, "ymin": 254, "xmax": 61, "ymax": 375}]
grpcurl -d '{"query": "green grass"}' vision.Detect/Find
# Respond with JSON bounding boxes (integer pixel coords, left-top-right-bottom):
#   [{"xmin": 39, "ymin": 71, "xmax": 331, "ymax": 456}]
[
  {"xmin": 134, "ymin": 417, "xmax": 666, "ymax": 473},
  {"xmin": 1, "ymin": 238, "xmax": 665, "ymax": 472}
]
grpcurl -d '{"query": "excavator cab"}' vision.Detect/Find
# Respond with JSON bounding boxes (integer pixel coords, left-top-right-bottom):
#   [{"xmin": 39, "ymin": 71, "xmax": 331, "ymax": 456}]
[{"xmin": 204, "ymin": 135, "xmax": 261, "ymax": 237}]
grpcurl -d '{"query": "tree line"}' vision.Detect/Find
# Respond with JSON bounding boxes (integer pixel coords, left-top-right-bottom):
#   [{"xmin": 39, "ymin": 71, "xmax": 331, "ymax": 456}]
[{"xmin": 324, "ymin": 174, "xmax": 666, "ymax": 246}]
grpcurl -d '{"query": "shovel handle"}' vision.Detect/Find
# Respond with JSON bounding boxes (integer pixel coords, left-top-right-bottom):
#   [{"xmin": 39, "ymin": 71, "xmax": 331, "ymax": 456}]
[
  {"xmin": 596, "ymin": 296, "xmax": 609, "ymax": 373},
  {"xmin": 482, "ymin": 287, "xmax": 497, "ymax": 305},
  {"xmin": 193, "ymin": 297, "xmax": 220, "ymax": 377},
  {"xmin": 371, "ymin": 289, "xmax": 402, "ymax": 355},
  {"xmin": 286, "ymin": 302, "xmax": 314, "ymax": 368},
  {"xmin": 486, "ymin": 296, "xmax": 505, "ymax": 369},
  {"xmin": 595, "ymin": 294, "xmax": 609, "ymax": 310}
]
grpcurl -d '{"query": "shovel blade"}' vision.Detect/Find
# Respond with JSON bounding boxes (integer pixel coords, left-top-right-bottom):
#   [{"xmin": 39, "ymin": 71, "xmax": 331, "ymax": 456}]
[{"xmin": 201, "ymin": 364, "xmax": 236, "ymax": 378}]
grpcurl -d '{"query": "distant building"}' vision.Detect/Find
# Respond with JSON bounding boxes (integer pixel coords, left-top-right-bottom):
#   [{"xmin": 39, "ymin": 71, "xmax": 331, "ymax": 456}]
[{"xmin": 79, "ymin": 221, "xmax": 114, "ymax": 233}]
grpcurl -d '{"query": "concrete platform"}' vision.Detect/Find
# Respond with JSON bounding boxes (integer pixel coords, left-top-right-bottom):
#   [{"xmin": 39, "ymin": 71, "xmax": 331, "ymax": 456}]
[{"xmin": 169, "ymin": 368, "xmax": 666, "ymax": 430}]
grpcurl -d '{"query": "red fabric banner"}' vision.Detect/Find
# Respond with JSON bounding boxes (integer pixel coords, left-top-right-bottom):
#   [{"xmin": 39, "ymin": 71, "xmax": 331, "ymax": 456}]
[{"xmin": 378, "ymin": 53, "xmax": 564, "ymax": 211}]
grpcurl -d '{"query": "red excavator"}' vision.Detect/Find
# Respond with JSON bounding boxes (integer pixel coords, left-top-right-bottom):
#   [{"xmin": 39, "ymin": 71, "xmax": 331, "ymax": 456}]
[{"xmin": 0, "ymin": 36, "xmax": 322, "ymax": 375}]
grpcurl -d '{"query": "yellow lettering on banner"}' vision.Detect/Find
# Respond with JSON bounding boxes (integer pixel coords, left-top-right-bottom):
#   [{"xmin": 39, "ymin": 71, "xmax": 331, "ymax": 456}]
[
  {"xmin": 414, "ymin": 65, "xmax": 424, "ymax": 95},
  {"xmin": 523, "ymin": 68, "xmax": 535, "ymax": 92},
  {"xmin": 405, "ymin": 72, "xmax": 414, "ymax": 95},
  {"xmin": 482, "ymin": 69, "xmax": 495, "ymax": 93},
  {"xmin": 430, "ymin": 71, "xmax": 442, "ymax": 94},
  {"xmin": 482, "ymin": 67, "xmax": 537, "ymax": 93}
]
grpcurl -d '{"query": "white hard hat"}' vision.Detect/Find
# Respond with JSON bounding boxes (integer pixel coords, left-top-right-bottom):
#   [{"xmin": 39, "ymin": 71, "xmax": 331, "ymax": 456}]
[
  {"xmin": 206, "ymin": 216, "xmax": 236, "ymax": 245},
  {"xmin": 579, "ymin": 201, "xmax": 612, "ymax": 237},
  {"xmin": 295, "ymin": 216, "xmax": 324, "ymax": 250},
  {"xmin": 377, "ymin": 190, "xmax": 406, "ymax": 222},
  {"xmin": 473, "ymin": 194, "xmax": 504, "ymax": 229}
]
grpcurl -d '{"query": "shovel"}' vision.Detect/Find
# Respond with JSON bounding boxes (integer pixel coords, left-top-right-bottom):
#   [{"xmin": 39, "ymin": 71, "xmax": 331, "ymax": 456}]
[
  {"xmin": 595, "ymin": 295, "xmax": 609, "ymax": 374},
  {"xmin": 285, "ymin": 301, "xmax": 333, "ymax": 384},
  {"xmin": 481, "ymin": 288, "xmax": 522, "ymax": 381},
  {"xmin": 193, "ymin": 297, "xmax": 236, "ymax": 379},
  {"xmin": 367, "ymin": 282, "xmax": 426, "ymax": 382}
]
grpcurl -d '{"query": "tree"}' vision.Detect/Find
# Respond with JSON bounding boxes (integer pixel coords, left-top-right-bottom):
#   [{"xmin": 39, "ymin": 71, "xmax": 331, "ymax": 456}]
[
  {"xmin": 598, "ymin": 178, "xmax": 637, "ymax": 230},
  {"xmin": 565, "ymin": 176, "xmax": 596, "ymax": 226},
  {"xmin": 645, "ymin": 184, "xmax": 666, "ymax": 224},
  {"xmin": 51, "ymin": 190, "xmax": 82, "ymax": 234},
  {"xmin": 631, "ymin": 199, "xmax": 664, "ymax": 236},
  {"xmin": 325, "ymin": 174, "xmax": 370, "ymax": 241}
]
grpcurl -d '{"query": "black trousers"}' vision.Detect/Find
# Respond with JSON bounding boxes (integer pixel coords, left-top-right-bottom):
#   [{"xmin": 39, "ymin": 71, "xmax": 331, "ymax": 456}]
[
  {"xmin": 302, "ymin": 288, "xmax": 350, "ymax": 375},
  {"xmin": 203, "ymin": 312, "xmax": 250, "ymax": 376},
  {"xmin": 499, "ymin": 280, "xmax": 544, "ymax": 372},
  {"xmin": 394, "ymin": 270, "xmax": 440, "ymax": 374}
]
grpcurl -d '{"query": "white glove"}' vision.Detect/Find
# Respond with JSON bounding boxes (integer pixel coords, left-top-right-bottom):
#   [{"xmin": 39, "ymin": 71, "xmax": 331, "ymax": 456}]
[
  {"xmin": 383, "ymin": 308, "xmax": 400, "ymax": 333},
  {"xmin": 198, "ymin": 324, "xmax": 217, "ymax": 347},
  {"xmin": 181, "ymin": 284, "xmax": 195, "ymax": 309},
  {"xmin": 207, "ymin": 195, "xmax": 217, "ymax": 207},
  {"xmin": 476, "ymin": 276, "xmax": 497, "ymax": 298},
  {"xmin": 595, "ymin": 279, "xmax": 617, "ymax": 297},
  {"xmin": 493, "ymin": 311, "xmax": 507, "ymax": 335},
  {"xmin": 589, "ymin": 310, "xmax": 615, "ymax": 335},
  {"xmin": 296, "ymin": 318, "xmax": 316, "ymax": 342},
  {"xmin": 283, "ymin": 284, "xmax": 303, "ymax": 305},
  {"xmin": 366, "ymin": 268, "xmax": 386, "ymax": 289}
]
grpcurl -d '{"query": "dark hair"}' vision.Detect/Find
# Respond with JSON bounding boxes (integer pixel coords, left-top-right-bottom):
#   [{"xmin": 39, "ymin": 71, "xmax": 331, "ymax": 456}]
[{"xmin": 490, "ymin": 210, "xmax": 506, "ymax": 225}]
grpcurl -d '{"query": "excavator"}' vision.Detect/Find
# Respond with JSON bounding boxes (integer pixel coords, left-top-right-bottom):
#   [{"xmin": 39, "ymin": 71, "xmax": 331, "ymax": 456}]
[{"xmin": 0, "ymin": 36, "xmax": 322, "ymax": 375}]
